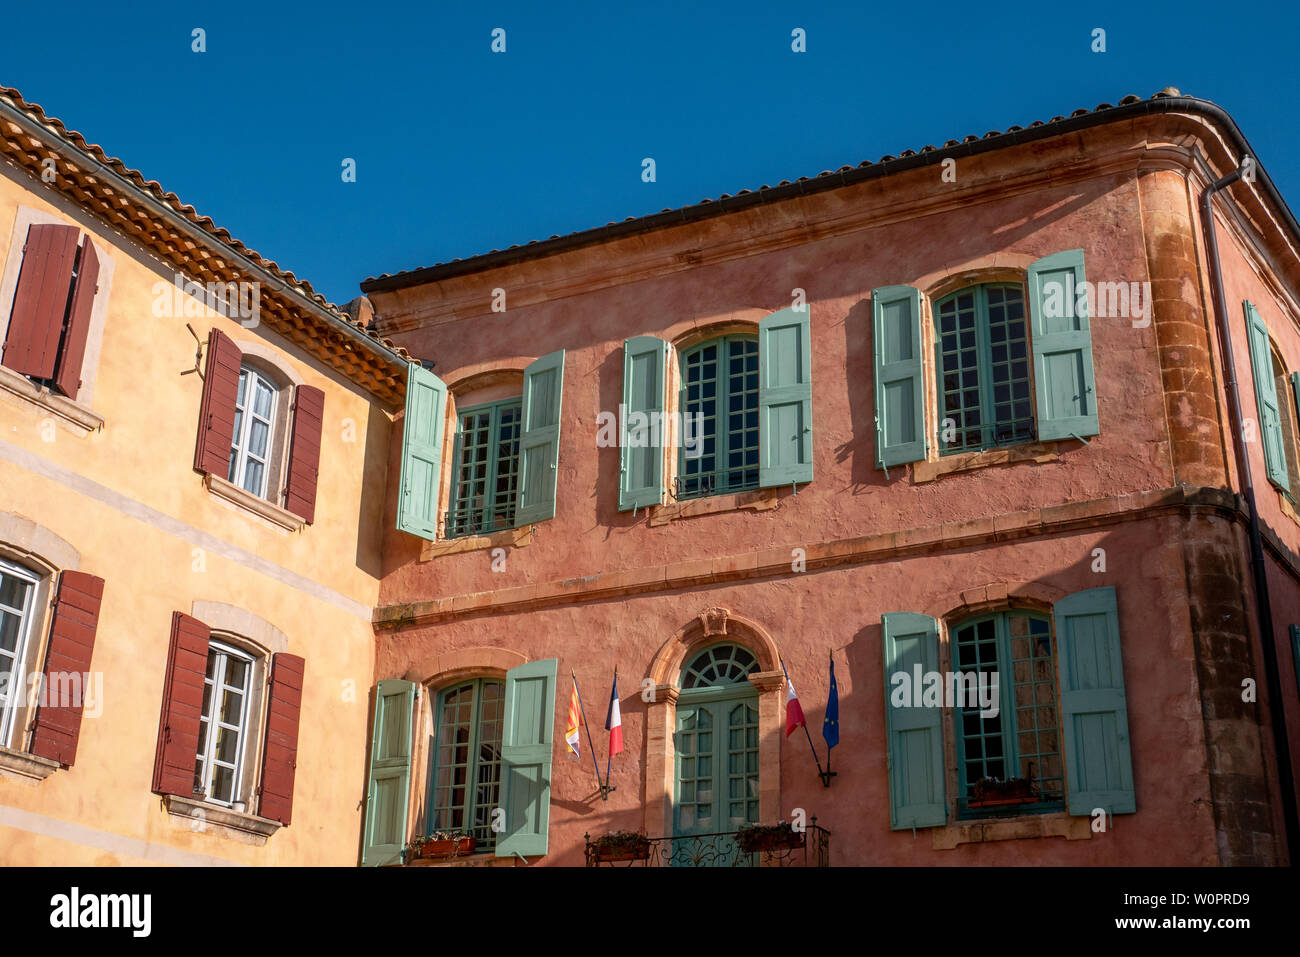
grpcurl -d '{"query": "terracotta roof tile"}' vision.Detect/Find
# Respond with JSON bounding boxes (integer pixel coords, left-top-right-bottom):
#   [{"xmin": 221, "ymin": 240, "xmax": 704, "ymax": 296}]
[{"xmin": 0, "ymin": 85, "xmax": 410, "ymax": 390}]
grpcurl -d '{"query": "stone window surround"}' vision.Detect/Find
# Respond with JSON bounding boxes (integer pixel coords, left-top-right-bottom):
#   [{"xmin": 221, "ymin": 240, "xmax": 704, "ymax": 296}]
[
  {"xmin": 434, "ymin": 366, "xmax": 528, "ymax": 548},
  {"xmin": 0, "ymin": 205, "xmax": 116, "ymax": 418},
  {"xmin": 203, "ymin": 337, "xmax": 306, "ymax": 532},
  {"xmin": 401, "ymin": 647, "xmax": 528, "ymax": 864},
  {"xmin": 157, "ymin": 601, "xmax": 289, "ymax": 845},
  {"xmin": 919, "ymin": 264, "xmax": 1043, "ymax": 468},
  {"xmin": 643, "ymin": 607, "xmax": 784, "ymax": 840},
  {"xmin": 1264, "ymin": 334, "xmax": 1300, "ymax": 527},
  {"xmin": 0, "ymin": 511, "xmax": 78, "ymax": 777},
  {"xmin": 926, "ymin": 582, "xmax": 1095, "ymax": 846}
]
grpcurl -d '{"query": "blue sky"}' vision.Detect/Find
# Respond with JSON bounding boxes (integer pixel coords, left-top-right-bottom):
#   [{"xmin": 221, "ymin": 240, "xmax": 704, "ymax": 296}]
[{"xmin": 2, "ymin": 0, "xmax": 1296, "ymax": 305}]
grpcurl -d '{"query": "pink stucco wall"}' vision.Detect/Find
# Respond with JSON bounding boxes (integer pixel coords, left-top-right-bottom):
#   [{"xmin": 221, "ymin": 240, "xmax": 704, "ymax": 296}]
[
  {"xmin": 1205, "ymin": 201, "xmax": 1300, "ymax": 835},
  {"xmin": 380, "ymin": 518, "xmax": 1216, "ymax": 865},
  {"xmin": 365, "ymin": 114, "xmax": 1299, "ymax": 865}
]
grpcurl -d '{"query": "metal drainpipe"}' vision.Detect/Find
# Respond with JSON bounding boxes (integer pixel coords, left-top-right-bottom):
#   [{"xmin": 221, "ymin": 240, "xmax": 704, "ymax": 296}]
[{"xmin": 1201, "ymin": 163, "xmax": 1300, "ymax": 864}]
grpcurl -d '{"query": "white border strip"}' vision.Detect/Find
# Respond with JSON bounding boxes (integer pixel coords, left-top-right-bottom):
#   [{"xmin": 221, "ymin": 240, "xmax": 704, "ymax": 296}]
[
  {"xmin": 0, "ymin": 804, "xmax": 241, "ymax": 867},
  {"xmin": 0, "ymin": 437, "xmax": 372, "ymax": 620}
]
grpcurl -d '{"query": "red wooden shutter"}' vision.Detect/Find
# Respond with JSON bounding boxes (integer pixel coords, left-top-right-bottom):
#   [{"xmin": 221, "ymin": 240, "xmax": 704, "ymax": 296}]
[
  {"xmin": 193, "ymin": 329, "xmax": 242, "ymax": 476},
  {"xmin": 2, "ymin": 223, "xmax": 79, "ymax": 378},
  {"xmin": 51, "ymin": 239, "xmax": 100, "ymax": 399},
  {"xmin": 151, "ymin": 612, "xmax": 210, "ymax": 797},
  {"xmin": 258, "ymin": 653, "xmax": 304, "ymax": 826},
  {"xmin": 283, "ymin": 385, "xmax": 324, "ymax": 523},
  {"xmin": 28, "ymin": 571, "xmax": 104, "ymax": 767}
]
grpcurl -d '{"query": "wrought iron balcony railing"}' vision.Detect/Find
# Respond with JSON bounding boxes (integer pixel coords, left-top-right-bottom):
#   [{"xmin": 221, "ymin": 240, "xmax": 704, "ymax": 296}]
[{"xmin": 584, "ymin": 822, "xmax": 830, "ymax": 867}]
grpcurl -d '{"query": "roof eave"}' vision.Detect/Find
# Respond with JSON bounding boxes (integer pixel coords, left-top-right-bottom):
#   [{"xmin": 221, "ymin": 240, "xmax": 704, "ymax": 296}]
[{"xmin": 361, "ymin": 95, "xmax": 1298, "ymax": 294}]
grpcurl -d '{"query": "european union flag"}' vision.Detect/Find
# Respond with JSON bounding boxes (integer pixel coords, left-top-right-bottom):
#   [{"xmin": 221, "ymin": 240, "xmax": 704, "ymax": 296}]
[{"xmin": 822, "ymin": 658, "xmax": 840, "ymax": 750}]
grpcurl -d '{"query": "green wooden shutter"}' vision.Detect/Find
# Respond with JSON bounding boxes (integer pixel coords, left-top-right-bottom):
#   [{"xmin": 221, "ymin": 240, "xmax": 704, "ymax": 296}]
[
  {"xmin": 396, "ymin": 363, "xmax": 448, "ymax": 541},
  {"xmin": 516, "ymin": 350, "xmax": 565, "ymax": 525},
  {"xmin": 497, "ymin": 658, "xmax": 558, "ymax": 858},
  {"xmin": 871, "ymin": 285, "xmax": 925, "ymax": 468},
  {"xmin": 1054, "ymin": 586, "xmax": 1136, "ymax": 816},
  {"xmin": 1245, "ymin": 301, "xmax": 1289, "ymax": 489},
  {"xmin": 1290, "ymin": 372, "xmax": 1300, "ymax": 450},
  {"xmin": 620, "ymin": 336, "xmax": 667, "ymax": 511},
  {"xmin": 361, "ymin": 679, "xmax": 415, "ymax": 866},
  {"xmin": 881, "ymin": 612, "xmax": 946, "ymax": 829},
  {"xmin": 758, "ymin": 308, "xmax": 813, "ymax": 486},
  {"xmin": 1027, "ymin": 250, "xmax": 1100, "ymax": 441}
]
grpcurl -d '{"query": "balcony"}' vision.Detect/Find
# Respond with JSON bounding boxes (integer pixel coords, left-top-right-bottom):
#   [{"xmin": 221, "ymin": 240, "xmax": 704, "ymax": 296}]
[{"xmin": 584, "ymin": 822, "xmax": 830, "ymax": 867}]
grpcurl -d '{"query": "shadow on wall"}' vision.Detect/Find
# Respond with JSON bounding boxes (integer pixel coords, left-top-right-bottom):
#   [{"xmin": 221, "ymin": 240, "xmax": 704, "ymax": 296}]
[{"xmin": 353, "ymin": 399, "xmax": 395, "ymax": 580}]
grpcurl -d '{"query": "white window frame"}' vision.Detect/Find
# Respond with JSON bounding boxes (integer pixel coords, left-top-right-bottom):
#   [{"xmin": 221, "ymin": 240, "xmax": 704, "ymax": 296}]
[
  {"xmin": 228, "ymin": 366, "xmax": 278, "ymax": 499},
  {"xmin": 194, "ymin": 639, "xmax": 255, "ymax": 807},
  {"xmin": 0, "ymin": 557, "xmax": 40, "ymax": 749}
]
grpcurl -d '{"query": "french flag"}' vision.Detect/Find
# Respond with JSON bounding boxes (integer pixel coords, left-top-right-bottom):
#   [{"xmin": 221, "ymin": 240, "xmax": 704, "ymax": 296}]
[
  {"xmin": 605, "ymin": 672, "xmax": 623, "ymax": 756},
  {"xmin": 785, "ymin": 672, "xmax": 807, "ymax": 738}
]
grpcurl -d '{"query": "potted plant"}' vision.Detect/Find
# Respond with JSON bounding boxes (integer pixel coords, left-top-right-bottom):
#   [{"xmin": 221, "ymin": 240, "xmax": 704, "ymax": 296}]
[
  {"xmin": 736, "ymin": 822, "xmax": 805, "ymax": 853},
  {"xmin": 970, "ymin": 776, "xmax": 1040, "ymax": 807},
  {"xmin": 588, "ymin": 830, "xmax": 652, "ymax": 863},
  {"xmin": 408, "ymin": 830, "xmax": 476, "ymax": 860}
]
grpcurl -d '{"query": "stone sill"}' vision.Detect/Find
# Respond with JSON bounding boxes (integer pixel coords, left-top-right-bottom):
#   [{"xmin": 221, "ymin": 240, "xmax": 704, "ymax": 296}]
[
  {"xmin": 0, "ymin": 365, "xmax": 103, "ymax": 434},
  {"xmin": 419, "ymin": 523, "xmax": 532, "ymax": 562},
  {"xmin": 650, "ymin": 487, "xmax": 780, "ymax": 526},
  {"xmin": 163, "ymin": 793, "xmax": 281, "ymax": 845},
  {"xmin": 930, "ymin": 812, "xmax": 1092, "ymax": 850},
  {"xmin": 912, "ymin": 441, "xmax": 1063, "ymax": 484},
  {"xmin": 402, "ymin": 852, "xmax": 520, "ymax": 867},
  {"xmin": 204, "ymin": 473, "xmax": 305, "ymax": 533},
  {"xmin": 0, "ymin": 744, "xmax": 60, "ymax": 783}
]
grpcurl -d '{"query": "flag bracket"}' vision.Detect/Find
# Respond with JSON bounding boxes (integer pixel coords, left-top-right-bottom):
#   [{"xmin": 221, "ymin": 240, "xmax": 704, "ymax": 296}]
[
  {"xmin": 818, "ymin": 769, "xmax": 837, "ymax": 788},
  {"xmin": 599, "ymin": 783, "xmax": 617, "ymax": 801}
]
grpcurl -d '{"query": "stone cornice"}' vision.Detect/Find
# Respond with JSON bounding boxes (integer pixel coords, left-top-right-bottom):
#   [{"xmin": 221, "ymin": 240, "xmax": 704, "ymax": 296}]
[{"xmin": 373, "ymin": 484, "xmax": 1241, "ymax": 633}]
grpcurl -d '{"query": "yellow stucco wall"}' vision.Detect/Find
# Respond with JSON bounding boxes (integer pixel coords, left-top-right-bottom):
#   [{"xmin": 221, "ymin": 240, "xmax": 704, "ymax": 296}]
[{"xmin": 0, "ymin": 159, "xmax": 391, "ymax": 865}]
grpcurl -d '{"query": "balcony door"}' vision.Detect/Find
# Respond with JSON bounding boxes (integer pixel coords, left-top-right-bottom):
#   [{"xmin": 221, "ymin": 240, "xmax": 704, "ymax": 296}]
[{"xmin": 672, "ymin": 643, "xmax": 759, "ymax": 865}]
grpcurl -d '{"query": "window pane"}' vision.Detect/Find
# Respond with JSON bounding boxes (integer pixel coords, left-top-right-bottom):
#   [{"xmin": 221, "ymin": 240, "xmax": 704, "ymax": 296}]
[
  {"xmin": 0, "ymin": 571, "xmax": 31, "ymax": 612},
  {"xmin": 220, "ymin": 688, "xmax": 243, "ymax": 725},
  {"xmin": 0, "ymin": 609, "xmax": 20, "ymax": 654},
  {"xmin": 225, "ymin": 656, "xmax": 248, "ymax": 691},
  {"xmin": 211, "ymin": 764, "xmax": 235, "ymax": 803},
  {"xmin": 248, "ymin": 418, "xmax": 270, "ymax": 459},
  {"xmin": 242, "ymin": 460, "xmax": 264, "ymax": 496},
  {"xmin": 215, "ymin": 725, "xmax": 240, "ymax": 763},
  {"xmin": 253, "ymin": 380, "xmax": 274, "ymax": 418}
]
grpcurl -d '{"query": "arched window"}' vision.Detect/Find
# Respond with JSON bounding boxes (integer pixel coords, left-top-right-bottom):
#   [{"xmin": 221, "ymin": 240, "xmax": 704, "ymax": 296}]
[
  {"xmin": 427, "ymin": 678, "xmax": 505, "ymax": 847},
  {"xmin": 951, "ymin": 609, "xmax": 1064, "ymax": 818},
  {"xmin": 935, "ymin": 283, "xmax": 1034, "ymax": 454},
  {"xmin": 0, "ymin": 556, "xmax": 42, "ymax": 746},
  {"xmin": 193, "ymin": 637, "xmax": 257, "ymax": 805},
  {"xmin": 447, "ymin": 399, "xmax": 523, "ymax": 538},
  {"xmin": 676, "ymin": 335, "xmax": 759, "ymax": 499},
  {"xmin": 228, "ymin": 365, "xmax": 280, "ymax": 498},
  {"xmin": 675, "ymin": 643, "xmax": 760, "ymax": 841},
  {"xmin": 1270, "ymin": 342, "xmax": 1300, "ymax": 500},
  {"xmin": 680, "ymin": 642, "xmax": 758, "ymax": 689}
]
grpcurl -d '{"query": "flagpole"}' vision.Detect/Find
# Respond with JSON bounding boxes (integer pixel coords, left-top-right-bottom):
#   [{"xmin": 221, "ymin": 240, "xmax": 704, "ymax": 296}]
[
  {"xmin": 822, "ymin": 650, "xmax": 837, "ymax": 788},
  {"xmin": 572, "ymin": 669, "xmax": 604, "ymax": 793},
  {"xmin": 781, "ymin": 658, "xmax": 827, "ymax": 783}
]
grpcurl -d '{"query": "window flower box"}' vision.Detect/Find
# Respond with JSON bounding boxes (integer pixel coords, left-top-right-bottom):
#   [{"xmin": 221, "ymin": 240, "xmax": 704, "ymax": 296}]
[
  {"xmin": 736, "ymin": 822, "xmax": 804, "ymax": 853},
  {"xmin": 589, "ymin": 831, "xmax": 651, "ymax": 863},
  {"xmin": 970, "ymin": 776, "xmax": 1040, "ymax": 808},
  {"xmin": 408, "ymin": 833, "xmax": 476, "ymax": 860}
]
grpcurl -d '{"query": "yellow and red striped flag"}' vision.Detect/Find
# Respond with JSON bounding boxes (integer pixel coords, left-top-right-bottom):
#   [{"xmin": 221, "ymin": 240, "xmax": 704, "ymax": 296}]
[{"xmin": 565, "ymin": 677, "xmax": 581, "ymax": 760}]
